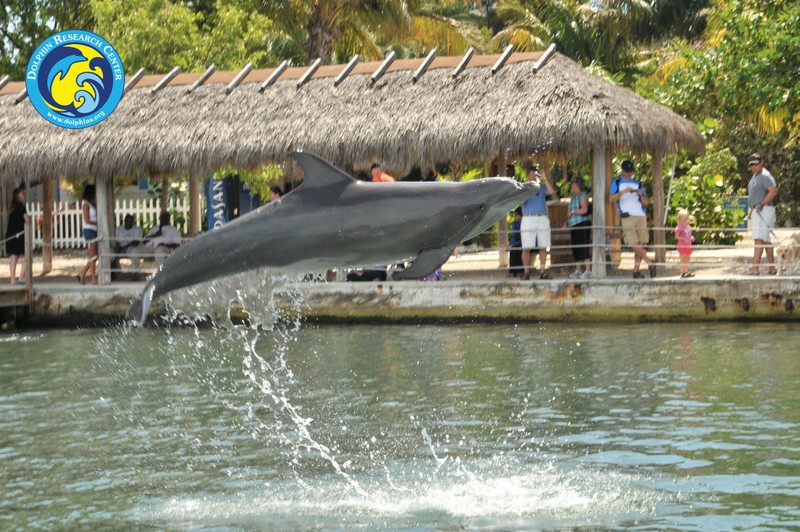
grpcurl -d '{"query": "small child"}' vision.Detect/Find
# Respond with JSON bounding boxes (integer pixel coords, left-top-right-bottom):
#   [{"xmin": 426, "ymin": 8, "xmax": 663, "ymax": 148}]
[{"xmin": 675, "ymin": 209, "xmax": 694, "ymax": 278}]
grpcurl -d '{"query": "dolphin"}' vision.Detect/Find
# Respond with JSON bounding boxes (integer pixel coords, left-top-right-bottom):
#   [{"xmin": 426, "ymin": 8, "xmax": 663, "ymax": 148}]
[{"xmin": 128, "ymin": 151, "xmax": 537, "ymax": 325}]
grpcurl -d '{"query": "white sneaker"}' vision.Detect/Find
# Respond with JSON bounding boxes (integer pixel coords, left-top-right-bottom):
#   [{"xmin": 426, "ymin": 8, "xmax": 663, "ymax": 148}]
[
  {"xmin": 581, "ymin": 271, "xmax": 592, "ymax": 279},
  {"xmin": 569, "ymin": 270, "xmax": 582, "ymax": 279}
]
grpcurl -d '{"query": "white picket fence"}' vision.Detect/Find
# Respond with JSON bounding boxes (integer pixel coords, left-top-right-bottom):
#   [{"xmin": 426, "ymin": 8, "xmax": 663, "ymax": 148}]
[{"xmin": 27, "ymin": 198, "xmax": 191, "ymax": 249}]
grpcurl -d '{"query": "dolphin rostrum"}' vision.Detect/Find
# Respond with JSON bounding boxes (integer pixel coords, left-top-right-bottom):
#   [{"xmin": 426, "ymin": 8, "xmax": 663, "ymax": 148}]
[{"xmin": 128, "ymin": 151, "xmax": 537, "ymax": 325}]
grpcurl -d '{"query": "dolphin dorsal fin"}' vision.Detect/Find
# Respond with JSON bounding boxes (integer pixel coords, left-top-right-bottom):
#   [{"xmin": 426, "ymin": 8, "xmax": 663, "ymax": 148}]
[{"xmin": 291, "ymin": 152, "xmax": 356, "ymax": 189}]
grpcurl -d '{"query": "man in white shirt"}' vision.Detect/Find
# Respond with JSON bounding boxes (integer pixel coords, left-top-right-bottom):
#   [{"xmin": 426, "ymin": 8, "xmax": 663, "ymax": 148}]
[
  {"xmin": 112, "ymin": 214, "xmax": 144, "ymax": 273},
  {"xmin": 609, "ymin": 160, "xmax": 657, "ymax": 279},
  {"xmin": 130, "ymin": 211, "xmax": 183, "ymax": 268}
]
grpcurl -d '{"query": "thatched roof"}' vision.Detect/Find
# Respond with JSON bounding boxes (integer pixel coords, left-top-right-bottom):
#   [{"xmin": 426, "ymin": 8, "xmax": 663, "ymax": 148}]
[{"xmin": 0, "ymin": 51, "xmax": 704, "ymax": 183}]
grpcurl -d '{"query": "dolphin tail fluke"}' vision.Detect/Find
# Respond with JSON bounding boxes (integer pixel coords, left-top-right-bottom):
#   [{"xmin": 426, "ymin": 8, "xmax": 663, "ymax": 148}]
[
  {"xmin": 126, "ymin": 282, "xmax": 156, "ymax": 327},
  {"xmin": 392, "ymin": 246, "xmax": 455, "ymax": 280}
]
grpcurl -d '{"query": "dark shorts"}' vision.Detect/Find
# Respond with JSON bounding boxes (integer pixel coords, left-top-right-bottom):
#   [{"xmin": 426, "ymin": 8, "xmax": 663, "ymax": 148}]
[
  {"xmin": 570, "ymin": 220, "xmax": 592, "ymax": 262},
  {"xmin": 83, "ymin": 228, "xmax": 98, "ymax": 242},
  {"xmin": 6, "ymin": 235, "xmax": 24, "ymax": 256}
]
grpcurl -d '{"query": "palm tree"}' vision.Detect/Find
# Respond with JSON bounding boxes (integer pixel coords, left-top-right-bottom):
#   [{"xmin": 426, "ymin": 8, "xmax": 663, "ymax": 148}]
[
  {"xmin": 489, "ymin": 0, "xmax": 652, "ymax": 73},
  {"xmin": 260, "ymin": 0, "xmax": 488, "ymax": 65}
]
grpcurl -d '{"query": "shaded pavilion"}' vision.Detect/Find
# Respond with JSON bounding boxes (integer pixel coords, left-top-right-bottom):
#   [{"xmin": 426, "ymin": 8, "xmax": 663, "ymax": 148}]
[{"xmin": 0, "ymin": 49, "xmax": 704, "ymax": 283}]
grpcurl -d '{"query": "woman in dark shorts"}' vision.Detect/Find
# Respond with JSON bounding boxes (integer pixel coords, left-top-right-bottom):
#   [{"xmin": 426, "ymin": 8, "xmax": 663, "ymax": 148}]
[
  {"xmin": 567, "ymin": 177, "xmax": 592, "ymax": 279},
  {"xmin": 78, "ymin": 185, "xmax": 99, "ymax": 284},
  {"xmin": 6, "ymin": 186, "xmax": 29, "ymax": 285}
]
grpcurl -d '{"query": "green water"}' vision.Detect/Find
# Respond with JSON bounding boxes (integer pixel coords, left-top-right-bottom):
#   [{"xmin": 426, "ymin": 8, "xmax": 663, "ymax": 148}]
[{"xmin": 2, "ymin": 322, "xmax": 800, "ymax": 530}]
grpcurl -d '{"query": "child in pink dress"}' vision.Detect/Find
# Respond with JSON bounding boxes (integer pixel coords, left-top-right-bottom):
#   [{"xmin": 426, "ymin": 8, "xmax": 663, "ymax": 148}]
[{"xmin": 675, "ymin": 209, "xmax": 694, "ymax": 278}]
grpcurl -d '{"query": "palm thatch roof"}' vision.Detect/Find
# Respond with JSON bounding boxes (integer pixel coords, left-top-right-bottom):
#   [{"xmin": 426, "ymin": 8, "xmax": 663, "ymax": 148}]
[{"xmin": 0, "ymin": 51, "xmax": 704, "ymax": 183}]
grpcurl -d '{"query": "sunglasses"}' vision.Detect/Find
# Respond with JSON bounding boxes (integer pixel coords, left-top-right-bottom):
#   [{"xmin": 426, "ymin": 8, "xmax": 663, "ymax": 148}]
[{"xmin": 748, "ymin": 161, "xmax": 761, "ymax": 166}]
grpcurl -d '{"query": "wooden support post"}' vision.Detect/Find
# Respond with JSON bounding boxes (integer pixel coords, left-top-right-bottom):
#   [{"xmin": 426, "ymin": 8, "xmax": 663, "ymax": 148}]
[
  {"xmin": 651, "ymin": 153, "xmax": 666, "ymax": 264},
  {"xmin": 497, "ymin": 153, "xmax": 509, "ymax": 268},
  {"xmin": 1, "ymin": 184, "xmax": 12, "ymax": 257},
  {"xmin": 189, "ymin": 174, "xmax": 201, "ymax": 236},
  {"xmin": 41, "ymin": 177, "xmax": 54, "ymax": 274},
  {"xmin": 160, "ymin": 175, "xmax": 169, "ymax": 211},
  {"xmin": 605, "ymin": 151, "xmax": 621, "ymax": 266},
  {"xmin": 25, "ymin": 218, "xmax": 33, "ymax": 304},
  {"xmin": 94, "ymin": 175, "xmax": 112, "ymax": 285},
  {"xmin": 591, "ymin": 148, "xmax": 607, "ymax": 278}
]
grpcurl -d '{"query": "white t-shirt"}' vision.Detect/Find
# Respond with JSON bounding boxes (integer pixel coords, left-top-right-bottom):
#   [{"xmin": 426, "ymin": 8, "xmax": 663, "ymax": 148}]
[
  {"xmin": 145, "ymin": 224, "xmax": 182, "ymax": 247},
  {"xmin": 610, "ymin": 176, "xmax": 647, "ymax": 217},
  {"xmin": 115, "ymin": 224, "xmax": 143, "ymax": 248}
]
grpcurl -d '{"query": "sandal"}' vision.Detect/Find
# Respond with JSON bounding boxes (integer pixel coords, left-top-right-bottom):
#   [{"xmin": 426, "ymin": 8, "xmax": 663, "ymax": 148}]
[
  {"xmin": 680, "ymin": 272, "xmax": 695, "ymax": 278},
  {"xmin": 744, "ymin": 270, "xmax": 760, "ymax": 276},
  {"xmin": 76, "ymin": 275, "xmax": 85, "ymax": 284},
  {"xmin": 539, "ymin": 272, "xmax": 552, "ymax": 280},
  {"xmin": 768, "ymin": 268, "xmax": 778, "ymax": 275}
]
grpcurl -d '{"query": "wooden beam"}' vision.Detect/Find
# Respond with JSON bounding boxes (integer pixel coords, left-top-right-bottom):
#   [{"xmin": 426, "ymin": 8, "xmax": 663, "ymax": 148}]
[
  {"xmin": 226, "ymin": 62, "xmax": 253, "ymax": 94},
  {"xmin": 95, "ymin": 175, "xmax": 112, "ymax": 285},
  {"xmin": 151, "ymin": 66, "xmax": 181, "ymax": 94},
  {"xmin": 41, "ymin": 177, "xmax": 54, "ymax": 274},
  {"xmin": 24, "ymin": 217, "xmax": 33, "ymax": 303},
  {"xmin": 160, "ymin": 175, "xmax": 169, "ymax": 211},
  {"xmin": 591, "ymin": 148, "xmax": 607, "ymax": 278},
  {"xmin": 124, "ymin": 68, "xmax": 146, "ymax": 94},
  {"xmin": 371, "ymin": 52, "xmax": 396, "ymax": 85},
  {"xmin": 412, "ymin": 49, "xmax": 437, "ymax": 83},
  {"xmin": 533, "ymin": 43, "xmax": 556, "ymax": 73},
  {"xmin": 260, "ymin": 60, "xmax": 287, "ymax": 91},
  {"xmin": 651, "ymin": 153, "xmax": 666, "ymax": 264},
  {"xmin": 452, "ymin": 48, "xmax": 474, "ymax": 78},
  {"xmin": 497, "ymin": 153, "xmax": 509, "ymax": 268},
  {"xmin": 189, "ymin": 174, "xmax": 201, "ymax": 236},
  {"xmin": 605, "ymin": 151, "xmax": 621, "ymax": 266},
  {"xmin": 491, "ymin": 45, "xmax": 514, "ymax": 75},
  {"xmin": 297, "ymin": 58, "xmax": 322, "ymax": 88},
  {"xmin": 14, "ymin": 88, "xmax": 27, "ymax": 104},
  {"xmin": 334, "ymin": 56, "xmax": 359, "ymax": 87},
  {"xmin": 187, "ymin": 65, "xmax": 216, "ymax": 93}
]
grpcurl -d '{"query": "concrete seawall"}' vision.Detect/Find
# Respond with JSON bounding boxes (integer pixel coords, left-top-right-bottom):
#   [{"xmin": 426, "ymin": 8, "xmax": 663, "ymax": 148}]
[{"xmin": 23, "ymin": 277, "xmax": 800, "ymax": 327}]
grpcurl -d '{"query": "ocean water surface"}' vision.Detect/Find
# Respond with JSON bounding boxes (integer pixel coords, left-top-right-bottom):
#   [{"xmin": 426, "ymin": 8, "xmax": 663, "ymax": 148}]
[{"xmin": 2, "ymin": 284, "xmax": 799, "ymax": 530}]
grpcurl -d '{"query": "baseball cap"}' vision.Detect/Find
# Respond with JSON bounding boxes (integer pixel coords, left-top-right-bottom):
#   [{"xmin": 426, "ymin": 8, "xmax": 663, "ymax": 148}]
[
  {"xmin": 621, "ymin": 160, "xmax": 635, "ymax": 172},
  {"xmin": 748, "ymin": 153, "xmax": 762, "ymax": 165}
]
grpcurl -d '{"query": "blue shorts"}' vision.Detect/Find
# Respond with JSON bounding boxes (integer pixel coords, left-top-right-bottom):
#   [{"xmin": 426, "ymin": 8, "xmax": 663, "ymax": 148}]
[{"xmin": 83, "ymin": 228, "xmax": 98, "ymax": 242}]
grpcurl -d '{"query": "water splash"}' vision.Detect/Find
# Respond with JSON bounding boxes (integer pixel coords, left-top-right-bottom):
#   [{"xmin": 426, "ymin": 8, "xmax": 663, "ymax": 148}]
[{"xmin": 141, "ymin": 456, "xmax": 667, "ymax": 529}]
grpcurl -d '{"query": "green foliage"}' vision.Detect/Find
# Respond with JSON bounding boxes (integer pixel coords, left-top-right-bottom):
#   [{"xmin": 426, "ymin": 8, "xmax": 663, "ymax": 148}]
[
  {"xmin": 90, "ymin": 0, "xmax": 280, "ymax": 72},
  {"xmin": 213, "ymin": 165, "xmax": 284, "ymax": 200},
  {"xmin": 0, "ymin": 0, "xmax": 95, "ymax": 80},
  {"xmin": 668, "ymin": 146, "xmax": 744, "ymax": 245},
  {"xmin": 91, "ymin": 0, "xmax": 203, "ymax": 72}
]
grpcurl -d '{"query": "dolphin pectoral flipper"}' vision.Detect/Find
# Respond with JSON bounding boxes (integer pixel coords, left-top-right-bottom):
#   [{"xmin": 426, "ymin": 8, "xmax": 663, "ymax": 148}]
[{"xmin": 392, "ymin": 246, "xmax": 455, "ymax": 280}]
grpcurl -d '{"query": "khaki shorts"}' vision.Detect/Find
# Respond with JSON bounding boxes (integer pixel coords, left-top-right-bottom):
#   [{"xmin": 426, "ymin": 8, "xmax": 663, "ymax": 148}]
[
  {"xmin": 621, "ymin": 216, "xmax": 649, "ymax": 246},
  {"xmin": 521, "ymin": 215, "xmax": 551, "ymax": 249},
  {"xmin": 751, "ymin": 205, "xmax": 776, "ymax": 242}
]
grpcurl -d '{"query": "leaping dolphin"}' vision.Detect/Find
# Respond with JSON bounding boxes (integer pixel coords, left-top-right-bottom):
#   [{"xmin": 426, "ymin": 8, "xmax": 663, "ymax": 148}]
[{"xmin": 128, "ymin": 152, "xmax": 537, "ymax": 325}]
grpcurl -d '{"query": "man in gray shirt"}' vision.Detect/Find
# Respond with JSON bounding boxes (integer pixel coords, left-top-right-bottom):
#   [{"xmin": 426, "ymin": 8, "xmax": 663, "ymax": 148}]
[{"xmin": 746, "ymin": 153, "xmax": 778, "ymax": 275}]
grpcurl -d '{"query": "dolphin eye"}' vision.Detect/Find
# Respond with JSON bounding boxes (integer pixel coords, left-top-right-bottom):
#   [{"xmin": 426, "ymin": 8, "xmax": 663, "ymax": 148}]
[{"xmin": 478, "ymin": 204, "xmax": 486, "ymax": 210}]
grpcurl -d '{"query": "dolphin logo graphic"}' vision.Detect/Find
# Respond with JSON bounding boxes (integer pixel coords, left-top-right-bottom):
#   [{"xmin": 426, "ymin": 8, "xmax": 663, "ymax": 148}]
[{"xmin": 128, "ymin": 152, "xmax": 537, "ymax": 325}]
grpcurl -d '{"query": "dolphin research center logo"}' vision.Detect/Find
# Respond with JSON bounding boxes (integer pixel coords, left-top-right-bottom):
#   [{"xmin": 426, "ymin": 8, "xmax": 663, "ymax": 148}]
[{"xmin": 26, "ymin": 30, "xmax": 124, "ymax": 129}]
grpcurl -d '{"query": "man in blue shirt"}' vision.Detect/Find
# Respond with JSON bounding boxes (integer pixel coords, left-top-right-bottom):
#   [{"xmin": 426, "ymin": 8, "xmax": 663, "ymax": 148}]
[
  {"xmin": 520, "ymin": 165, "xmax": 555, "ymax": 280},
  {"xmin": 609, "ymin": 160, "xmax": 656, "ymax": 279}
]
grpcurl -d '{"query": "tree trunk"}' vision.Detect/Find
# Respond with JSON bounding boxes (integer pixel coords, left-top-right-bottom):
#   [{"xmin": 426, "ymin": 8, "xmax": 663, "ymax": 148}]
[{"xmin": 308, "ymin": 1, "xmax": 341, "ymax": 64}]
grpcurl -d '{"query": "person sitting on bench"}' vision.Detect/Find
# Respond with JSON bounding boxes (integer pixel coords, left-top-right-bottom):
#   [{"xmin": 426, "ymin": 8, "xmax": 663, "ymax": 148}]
[
  {"xmin": 111, "ymin": 214, "xmax": 144, "ymax": 276},
  {"xmin": 129, "ymin": 211, "xmax": 182, "ymax": 270}
]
